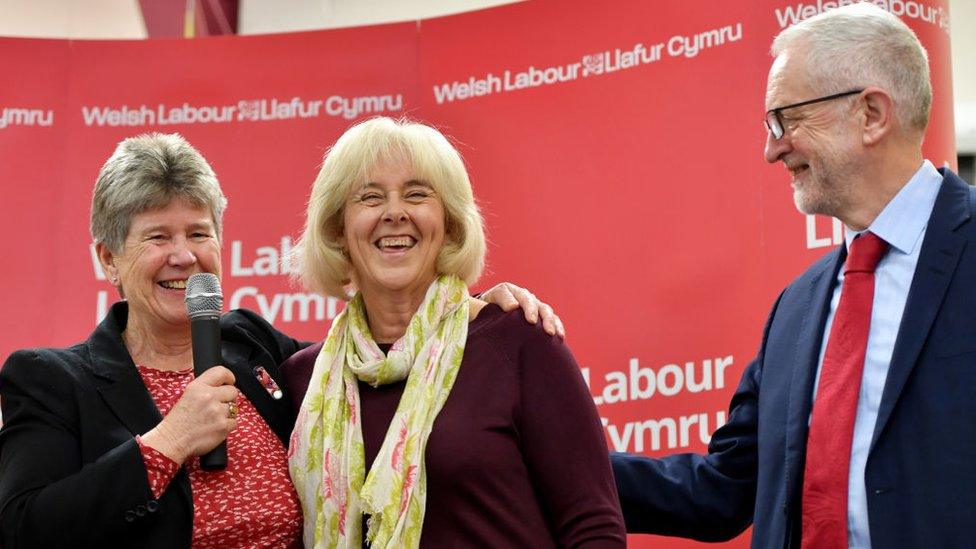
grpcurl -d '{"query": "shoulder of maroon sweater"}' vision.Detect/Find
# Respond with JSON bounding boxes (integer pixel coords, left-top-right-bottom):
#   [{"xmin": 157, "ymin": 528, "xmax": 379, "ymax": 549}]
[
  {"xmin": 280, "ymin": 341, "xmax": 324, "ymax": 413},
  {"xmin": 466, "ymin": 305, "xmax": 573, "ymax": 368},
  {"xmin": 281, "ymin": 340, "xmax": 324, "ymax": 368}
]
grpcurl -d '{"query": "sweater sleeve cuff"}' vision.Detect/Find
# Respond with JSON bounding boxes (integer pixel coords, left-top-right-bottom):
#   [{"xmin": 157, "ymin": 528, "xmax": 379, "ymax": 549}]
[{"xmin": 135, "ymin": 435, "xmax": 180, "ymax": 499}]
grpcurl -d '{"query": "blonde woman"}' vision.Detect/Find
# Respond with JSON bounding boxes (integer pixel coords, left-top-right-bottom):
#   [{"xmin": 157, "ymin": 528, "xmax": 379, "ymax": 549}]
[{"xmin": 283, "ymin": 117, "xmax": 624, "ymax": 548}]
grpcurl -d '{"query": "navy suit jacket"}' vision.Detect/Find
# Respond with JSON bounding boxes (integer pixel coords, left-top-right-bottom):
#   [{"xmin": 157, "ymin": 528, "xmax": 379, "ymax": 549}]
[{"xmin": 612, "ymin": 169, "xmax": 976, "ymax": 548}]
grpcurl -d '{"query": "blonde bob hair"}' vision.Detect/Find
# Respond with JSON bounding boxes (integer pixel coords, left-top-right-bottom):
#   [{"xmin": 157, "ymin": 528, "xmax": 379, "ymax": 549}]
[{"xmin": 293, "ymin": 117, "xmax": 486, "ymax": 299}]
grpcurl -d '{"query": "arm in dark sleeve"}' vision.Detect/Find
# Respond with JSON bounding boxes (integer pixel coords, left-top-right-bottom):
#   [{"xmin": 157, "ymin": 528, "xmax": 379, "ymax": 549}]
[
  {"xmin": 516, "ymin": 326, "xmax": 627, "ymax": 548},
  {"xmin": 224, "ymin": 308, "xmax": 311, "ymax": 365},
  {"xmin": 611, "ymin": 356, "xmax": 760, "ymax": 540},
  {"xmin": 610, "ymin": 289, "xmax": 786, "ymax": 541},
  {"xmin": 0, "ymin": 350, "xmax": 160, "ymax": 547}
]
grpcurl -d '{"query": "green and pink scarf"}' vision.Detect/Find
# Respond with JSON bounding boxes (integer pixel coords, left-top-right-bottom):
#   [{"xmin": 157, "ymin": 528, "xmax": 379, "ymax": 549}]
[{"xmin": 289, "ymin": 274, "xmax": 469, "ymax": 548}]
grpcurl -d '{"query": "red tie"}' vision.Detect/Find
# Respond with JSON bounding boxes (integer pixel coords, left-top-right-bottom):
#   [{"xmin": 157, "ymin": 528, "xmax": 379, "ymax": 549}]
[{"xmin": 802, "ymin": 232, "xmax": 888, "ymax": 549}]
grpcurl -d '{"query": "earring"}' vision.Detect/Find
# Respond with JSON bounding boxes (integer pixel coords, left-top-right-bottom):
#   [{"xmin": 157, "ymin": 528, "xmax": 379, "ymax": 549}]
[{"xmin": 111, "ymin": 276, "xmax": 118, "ymax": 284}]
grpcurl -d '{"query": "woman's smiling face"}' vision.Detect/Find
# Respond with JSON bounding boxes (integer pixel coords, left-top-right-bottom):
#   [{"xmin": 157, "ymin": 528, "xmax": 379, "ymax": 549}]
[
  {"xmin": 340, "ymin": 157, "xmax": 445, "ymax": 300},
  {"xmin": 102, "ymin": 199, "xmax": 221, "ymax": 330}
]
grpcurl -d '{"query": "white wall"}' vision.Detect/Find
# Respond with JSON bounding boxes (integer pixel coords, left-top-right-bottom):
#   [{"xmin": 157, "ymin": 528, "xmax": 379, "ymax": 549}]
[
  {"xmin": 238, "ymin": 0, "xmax": 522, "ymax": 33},
  {"xmin": 950, "ymin": 0, "xmax": 976, "ymax": 153},
  {"xmin": 0, "ymin": 0, "xmax": 145, "ymax": 39}
]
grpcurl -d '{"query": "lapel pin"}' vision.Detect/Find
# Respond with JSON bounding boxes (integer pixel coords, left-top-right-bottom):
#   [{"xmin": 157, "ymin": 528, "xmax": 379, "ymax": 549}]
[{"xmin": 253, "ymin": 366, "xmax": 283, "ymax": 400}]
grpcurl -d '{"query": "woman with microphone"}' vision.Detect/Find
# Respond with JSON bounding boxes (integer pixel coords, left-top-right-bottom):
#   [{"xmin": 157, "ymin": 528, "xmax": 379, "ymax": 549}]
[
  {"xmin": 0, "ymin": 132, "xmax": 555, "ymax": 547},
  {"xmin": 0, "ymin": 133, "xmax": 304, "ymax": 547}
]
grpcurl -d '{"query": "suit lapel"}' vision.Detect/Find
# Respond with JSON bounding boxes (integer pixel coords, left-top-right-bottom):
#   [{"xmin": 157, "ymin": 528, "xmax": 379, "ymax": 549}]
[
  {"xmin": 784, "ymin": 246, "xmax": 845, "ymax": 500},
  {"xmin": 871, "ymin": 172, "xmax": 971, "ymax": 449},
  {"xmin": 85, "ymin": 302, "xmax": 195, "ymax": 507},
  {"xmin": 85, "ymin": 302, "xmax": 164, "ymax": 436},
  {"xmin": 222, "ymin": 331, "xmax": 293, "ymax": 445}
]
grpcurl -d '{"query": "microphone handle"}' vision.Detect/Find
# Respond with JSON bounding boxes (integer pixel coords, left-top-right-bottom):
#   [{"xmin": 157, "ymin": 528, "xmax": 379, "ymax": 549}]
[{"xmin": 191, "ymin": 316, "xmax": 227, "ymax": 471}]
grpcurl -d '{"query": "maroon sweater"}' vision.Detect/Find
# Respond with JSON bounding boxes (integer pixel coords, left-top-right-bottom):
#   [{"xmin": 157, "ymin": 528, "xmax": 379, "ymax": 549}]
[{"xmin": 282, "ymin": 304, "xmax": 625, "ymax": 548}]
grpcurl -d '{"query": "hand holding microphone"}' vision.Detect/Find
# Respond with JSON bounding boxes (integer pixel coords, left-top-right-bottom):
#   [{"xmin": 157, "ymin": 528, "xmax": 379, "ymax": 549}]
[
  {"xmin": 141, "ymin": 367, "xmax": 239, "ymax": 465},
  {"xmin": 185, "ymin": 272, "xmax": 231, "ymax": 471},
  {"xmin": 141, "ymin": 273, "xmax": 234, "ymax": 470}
]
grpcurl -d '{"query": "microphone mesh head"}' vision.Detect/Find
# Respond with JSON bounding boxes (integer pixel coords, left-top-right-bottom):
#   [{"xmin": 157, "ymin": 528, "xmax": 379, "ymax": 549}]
[{"xmin": 185, "ymin": 273, "xmax": 223, "ymax": 318}]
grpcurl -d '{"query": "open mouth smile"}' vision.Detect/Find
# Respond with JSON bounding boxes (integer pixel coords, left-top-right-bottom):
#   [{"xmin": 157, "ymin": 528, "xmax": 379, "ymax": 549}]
[
  {"xmin": 788, "ymin": 163, "xmax": 809, "ymax": 176},
  {"xmin": 374, "ymin": 236, "xmax": 417, "ymax": 251},
  {"xmin": 158, "ymin": 279, "xmax": 187, "ymax": 290}
]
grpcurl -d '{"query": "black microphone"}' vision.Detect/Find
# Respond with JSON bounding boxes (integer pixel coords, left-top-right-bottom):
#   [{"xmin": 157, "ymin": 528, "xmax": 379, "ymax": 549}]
[{"xmin": 185, "ymin": 273, "xmax": 227, "ymax": 471}]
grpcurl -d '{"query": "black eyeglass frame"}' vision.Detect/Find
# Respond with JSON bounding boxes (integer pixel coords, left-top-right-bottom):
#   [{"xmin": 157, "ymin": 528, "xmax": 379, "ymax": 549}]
[{"xmin": 764, "ymin": 89, "xmax": 865, "ymax": 139}]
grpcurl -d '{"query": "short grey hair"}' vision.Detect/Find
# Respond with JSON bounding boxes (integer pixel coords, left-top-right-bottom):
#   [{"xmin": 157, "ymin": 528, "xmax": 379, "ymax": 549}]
[
  {"xmin": 771, "ymin": 3, "xmax": 931, "ymax": 133},
  {"xmin": 292, "ymin": 117, "xmax": 486, "ymax": 299},
  {"xmin": 90, "ymin": 133, "xmax": 227, "ymax": 252}
]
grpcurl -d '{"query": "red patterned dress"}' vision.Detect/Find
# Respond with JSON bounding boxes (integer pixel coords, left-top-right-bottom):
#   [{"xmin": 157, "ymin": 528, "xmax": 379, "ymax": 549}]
[{"xmin": 136, "ymin": 365, "xmax": 302, "ymax": 548}]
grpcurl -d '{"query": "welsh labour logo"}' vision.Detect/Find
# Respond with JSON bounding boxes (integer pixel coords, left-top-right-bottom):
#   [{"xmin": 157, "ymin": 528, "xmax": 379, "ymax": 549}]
[
  {"xmin": 582, "ymin": 53, "xmax": 604, "ymax": 77},
  {"xmin": 237, "ymin": 100, "xmax": 261, "ymax": 121}
]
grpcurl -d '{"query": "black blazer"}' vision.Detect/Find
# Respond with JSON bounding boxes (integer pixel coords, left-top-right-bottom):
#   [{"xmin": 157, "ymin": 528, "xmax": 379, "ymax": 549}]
[
  {"xmin": 612, "ymin": 169, "xmax": 976, "ymax": 547},
  {"xmin": 0, "ymin": 301, "xmax": 305, "ymax": 548}
]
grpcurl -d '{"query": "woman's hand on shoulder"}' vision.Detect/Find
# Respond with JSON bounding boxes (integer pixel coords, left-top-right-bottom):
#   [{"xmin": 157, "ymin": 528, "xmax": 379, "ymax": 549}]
[
  {"xmin": 467, "ymin": 296, "xmax": 488, "ymax": 321},
  {"xmin": 141, "ymin": 366, "xmax": 239, "ymax": 464},
  {"xmin": 479, "ymin": 282, "xmax": 565, "ymax": 338}
]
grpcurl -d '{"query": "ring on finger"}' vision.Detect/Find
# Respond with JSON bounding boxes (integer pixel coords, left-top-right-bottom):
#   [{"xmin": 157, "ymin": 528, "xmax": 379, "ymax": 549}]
[{"xmin": 227, "ymin": 400, "xmax": 238, "ymax": 419}]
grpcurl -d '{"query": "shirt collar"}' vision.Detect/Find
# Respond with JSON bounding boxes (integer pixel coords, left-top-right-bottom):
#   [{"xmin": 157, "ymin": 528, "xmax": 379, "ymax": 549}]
[{"xmin": 844, "ymin": 159, "xmax": 942, "ymax": 255}]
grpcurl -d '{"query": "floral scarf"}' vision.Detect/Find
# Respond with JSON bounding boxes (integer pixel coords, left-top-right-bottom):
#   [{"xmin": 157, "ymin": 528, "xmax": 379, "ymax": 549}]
[{"xmin": 288, "ymin": 274, "xmax": 469, "ymax": 548}]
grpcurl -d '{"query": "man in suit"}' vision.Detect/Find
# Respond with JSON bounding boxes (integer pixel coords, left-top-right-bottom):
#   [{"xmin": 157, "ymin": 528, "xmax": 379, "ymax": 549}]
[{"xmin": 612, "ymin": 4, "xmax": 975, "ymax": 548}]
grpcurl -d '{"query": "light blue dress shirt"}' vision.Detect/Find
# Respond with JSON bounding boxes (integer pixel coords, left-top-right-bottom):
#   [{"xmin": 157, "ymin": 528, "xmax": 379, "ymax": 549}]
[{"xmin": 812, "ymin": 160, "xmax": 943, "ymax": 549}]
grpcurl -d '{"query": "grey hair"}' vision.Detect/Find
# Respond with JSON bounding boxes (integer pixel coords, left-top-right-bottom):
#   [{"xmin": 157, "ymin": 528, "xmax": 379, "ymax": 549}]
[
  {"xmin": 292, "ymin": 117, "xmax": 486, "ymax": 299},
  {"xmin": 90, "ymin": 133, "xmax": 227, "ymax": 252},
  {"xmin": 771, "ymin": 3, "xmax": 931, "ymax": 133}
]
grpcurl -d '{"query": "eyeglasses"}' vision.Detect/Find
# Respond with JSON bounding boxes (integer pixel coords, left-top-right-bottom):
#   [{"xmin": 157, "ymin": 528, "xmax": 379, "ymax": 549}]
[{"xmin": 764, "ymin": 89, "xmax": 864, "ymax": 139}]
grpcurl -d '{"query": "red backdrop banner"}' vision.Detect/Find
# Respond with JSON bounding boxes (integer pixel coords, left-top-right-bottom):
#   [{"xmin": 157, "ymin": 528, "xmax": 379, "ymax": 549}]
[{"xmin": 0, "ymin": 1, "xmax": 955, "ymax": 546}]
